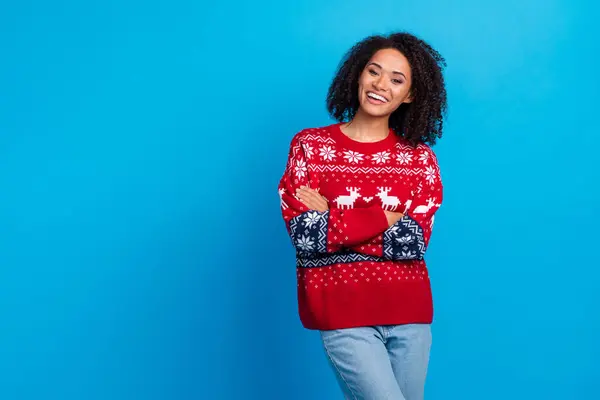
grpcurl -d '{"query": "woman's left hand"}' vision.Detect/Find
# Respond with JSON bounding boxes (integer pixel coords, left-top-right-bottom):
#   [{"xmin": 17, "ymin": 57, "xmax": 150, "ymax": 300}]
[{"xmin": 296, "ymin": 186, "xmax": 329, "ymax": 212}]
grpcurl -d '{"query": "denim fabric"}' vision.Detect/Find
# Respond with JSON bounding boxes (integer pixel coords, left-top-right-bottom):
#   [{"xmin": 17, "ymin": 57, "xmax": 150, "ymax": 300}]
[{"xmin": 320, "ymin": 324, "xmax": 431, "ymax": 400}]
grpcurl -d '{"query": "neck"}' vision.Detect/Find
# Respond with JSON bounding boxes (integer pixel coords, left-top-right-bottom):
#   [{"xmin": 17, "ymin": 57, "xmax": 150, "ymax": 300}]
[{"xmin": 342, "ymin": 109, "xmax": 390, "ymax": 142}]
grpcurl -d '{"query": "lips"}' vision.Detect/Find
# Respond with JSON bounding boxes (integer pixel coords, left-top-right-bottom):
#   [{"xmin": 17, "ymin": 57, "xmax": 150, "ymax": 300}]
[{"xmin": 366, "ymin": 91, "xmax": 389, "ymax": 103}]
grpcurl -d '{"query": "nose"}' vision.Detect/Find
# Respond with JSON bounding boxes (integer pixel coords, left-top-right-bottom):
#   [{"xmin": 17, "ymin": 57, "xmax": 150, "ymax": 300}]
[{"xmin": 373, "ymin": 75, "xmax": 388, "ymax": 92}]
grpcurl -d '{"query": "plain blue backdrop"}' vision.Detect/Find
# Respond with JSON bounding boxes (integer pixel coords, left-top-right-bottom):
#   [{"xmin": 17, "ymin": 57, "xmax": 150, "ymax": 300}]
[{"xmin": 1, "ymin": 0, "xmax": 598, "ymax": 399}]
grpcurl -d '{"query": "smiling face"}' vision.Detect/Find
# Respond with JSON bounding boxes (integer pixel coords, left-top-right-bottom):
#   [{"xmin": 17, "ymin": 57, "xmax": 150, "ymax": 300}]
[{"xmin": 357, "ymin": 48, "xmax": 413, "ymax": 118}]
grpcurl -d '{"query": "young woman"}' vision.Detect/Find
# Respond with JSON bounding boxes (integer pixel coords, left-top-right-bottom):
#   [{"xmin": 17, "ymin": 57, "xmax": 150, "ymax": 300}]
[{"xmin": 278, "ymin": 32, "xmax": 447, "ymax": 400}]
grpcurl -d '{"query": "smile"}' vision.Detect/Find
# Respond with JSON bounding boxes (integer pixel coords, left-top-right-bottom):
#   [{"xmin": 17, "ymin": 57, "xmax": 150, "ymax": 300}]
[{"xmin": 367, "ymin": 91, "xmax": 389, "ymax": 103}]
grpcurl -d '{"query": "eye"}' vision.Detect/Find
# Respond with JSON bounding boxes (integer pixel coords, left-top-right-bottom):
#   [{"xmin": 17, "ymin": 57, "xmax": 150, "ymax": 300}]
[
  {"xmin": 368, "ymin": 69, "xmax": 379, "ymax": 76},
  {"xmin": 392, "ymin": 79, "xmax": 404, "ymax": 85}
]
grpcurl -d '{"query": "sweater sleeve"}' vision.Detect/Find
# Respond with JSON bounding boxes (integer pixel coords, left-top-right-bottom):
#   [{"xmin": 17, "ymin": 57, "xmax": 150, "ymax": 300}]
[
  {"xmin": 278, "ymin": 135, "xmax": 390, "ymax": 257},
  {"xmin": 383, "ymin": 146, "xmax": 443, "ymax": 260},
  {"xmin": 349, "ymin": 145, "xmax": 443, "ymax": 260}
]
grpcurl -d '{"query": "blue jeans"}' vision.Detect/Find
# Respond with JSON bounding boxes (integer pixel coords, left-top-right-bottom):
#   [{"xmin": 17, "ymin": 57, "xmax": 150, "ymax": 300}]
[{"xmin": 320, "ymin": 324, "xmax": 431, "ymax": 400}]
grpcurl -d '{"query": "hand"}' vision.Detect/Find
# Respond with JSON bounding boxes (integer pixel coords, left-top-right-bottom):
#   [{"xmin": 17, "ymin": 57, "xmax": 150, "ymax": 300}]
[
  {"xmin": 296, "ymin": 186, "xmax": 329, "ymax": 212},
  {"xmin": 383, "ymin": 210, "xmax": 404, "ymax": 227}
]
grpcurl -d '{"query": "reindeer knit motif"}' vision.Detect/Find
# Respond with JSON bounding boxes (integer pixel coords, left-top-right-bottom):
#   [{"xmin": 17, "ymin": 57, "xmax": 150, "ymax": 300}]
[{"xmin": 278, "ymin": 123, "xmax": 443, "ymax": 330}]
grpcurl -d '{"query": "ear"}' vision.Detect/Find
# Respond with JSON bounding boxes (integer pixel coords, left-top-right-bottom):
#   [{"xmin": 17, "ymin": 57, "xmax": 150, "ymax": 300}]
[{"xmin": 403, "ymin": 92, "xmax": 413, "ymax": 104}]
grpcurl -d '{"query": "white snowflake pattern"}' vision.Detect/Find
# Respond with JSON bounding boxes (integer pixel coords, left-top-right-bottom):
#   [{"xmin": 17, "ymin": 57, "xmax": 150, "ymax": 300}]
[
  {"xmin": 419, "ymin": 151, "xmax": 430, "ymax": 165},
  {"xmin": 294, "ymin": 159, "xmax": 307, "ymax": 179},
  {"xmin": 371, "ymin": 151, "xmax": 391, "ymax": 164},
  {"xmin": 319, "ymin": 145, "xmax": 336, "ymax": 161},
  {"xmin": 401, "ymin": 250, "xmax": 416, "ymax": 258},
  {"xmin": 396, "ymin": 151, "xmax": 413, "ymax": 165},
  {"xmin": 296, "ymin": 234, "xmax": 315, "ymax": 252},
  {"xmin": 424, "ymin": 165, "xmax": 437, "ymax": 185},
  {"xmin": 396, "ymin": 234, "xmax": 414, "ymax": 245},
  {"xmin": 303, "ymin": 211, "xmax": 321, "ymax": 229},
  {"xmin": 343, "ymin": 150, "xmax": 364, "ymax": 164},
  {"xmin": 303, "ymin": 144, "xmax": 314, "ymax": 160}
]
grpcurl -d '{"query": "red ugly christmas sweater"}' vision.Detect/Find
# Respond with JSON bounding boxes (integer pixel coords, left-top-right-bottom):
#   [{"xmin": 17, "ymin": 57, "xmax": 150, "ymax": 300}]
[{"xmin": 278, "ymin": 123, "xmax": 443, "ymax": 330}]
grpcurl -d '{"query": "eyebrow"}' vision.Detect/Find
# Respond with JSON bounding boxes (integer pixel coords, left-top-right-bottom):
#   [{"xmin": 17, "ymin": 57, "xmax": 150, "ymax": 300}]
[{"xmin": 368, "ymin": 62, "xmax": 407, "ymax": 79}]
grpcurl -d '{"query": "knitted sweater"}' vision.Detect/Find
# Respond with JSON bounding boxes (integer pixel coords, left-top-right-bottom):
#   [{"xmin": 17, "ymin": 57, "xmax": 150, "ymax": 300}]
[{"xmin": 278, "ymin": 123, "xmax": 443, "ymax": 330}]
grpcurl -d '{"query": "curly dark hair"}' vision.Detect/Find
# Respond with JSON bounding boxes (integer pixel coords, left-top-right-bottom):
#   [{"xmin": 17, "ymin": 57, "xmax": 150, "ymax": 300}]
[{"xmin": 326, "ymin": 32, "xmax": 447, "ymax": 147}]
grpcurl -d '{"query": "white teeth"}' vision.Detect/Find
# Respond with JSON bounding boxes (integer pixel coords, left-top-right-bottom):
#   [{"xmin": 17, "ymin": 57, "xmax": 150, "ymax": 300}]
[{"xmin": 368, "ymin": 92, "xmax": 388, "ymax": 102}]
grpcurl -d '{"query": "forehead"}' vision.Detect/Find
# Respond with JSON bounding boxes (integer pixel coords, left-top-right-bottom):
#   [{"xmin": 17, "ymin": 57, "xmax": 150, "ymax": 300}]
[{"xmin": 367, "ymin": 48, "xmax": 411, "ymax": 76}]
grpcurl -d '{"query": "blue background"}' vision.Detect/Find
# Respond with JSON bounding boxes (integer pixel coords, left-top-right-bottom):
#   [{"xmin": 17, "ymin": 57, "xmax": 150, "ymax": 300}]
[{"xmin": 1, "ymin": 0, "xmax": 598, "ymax": 399}]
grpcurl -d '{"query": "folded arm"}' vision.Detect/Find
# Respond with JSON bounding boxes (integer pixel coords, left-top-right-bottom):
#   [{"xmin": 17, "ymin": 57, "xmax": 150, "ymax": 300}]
[
  {"xmin": 278, "ymin": 136, "xmax": 391, "ymax": 257},
  {"xmin": 350, "ymin": 146, "xmax": 444, "ymax": 260}
]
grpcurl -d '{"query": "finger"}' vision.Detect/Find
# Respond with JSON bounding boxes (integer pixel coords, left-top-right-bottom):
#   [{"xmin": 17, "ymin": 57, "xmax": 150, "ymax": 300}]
[
  {"xmin": 295, "ymin": 191, "xmax": 314, "ymax": 204},
  {"xmin": 310, "ymin": 198, "xmax": 328, "ymax": 211},
  {"xmin": 303, "ymin": 192, "xmax": 323, "ymax": 205},
  {"xmin": 297, "ymin": 186, "xmax": 319, "ymax": 194},
  {"xmin": 307, "ymin": 194, "xmax": 325, "ymax": 206},
  {"xmin": 307, "ymin": 197, "xmax": 328, "ymax": 211},
  {"xmin": 301, "ymin": 197, "xmax": 322, "ymax": 211},
  {"xmin": 299, "ymin": 188, "xmax": 326, "ymax": 203},
  {"xmin": 296, "ymin": 188, "xmax": 328, "ymax": 210},
  {"xmin": 306, "ymin": 188, "xmax": 324, "ymax": 199},
  {"xmin": 296, "ymin": 188, "xmax": 320, "ymax": 203},
  {"xmin": 296, "ymin": 186, "xmax": 316, "ymax": 194},
  {"xmin": 296, "ymin": 189, "xmax": 313, "ymax": 202},
  {"xmin": 301, "ymin": 197, "xmax": 320, "ymax": 208}
]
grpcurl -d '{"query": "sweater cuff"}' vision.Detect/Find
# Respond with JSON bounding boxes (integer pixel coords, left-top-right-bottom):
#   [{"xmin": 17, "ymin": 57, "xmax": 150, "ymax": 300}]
[{"xmin": 383, "ymin": 215, "xmax": 426, "ymax": 260}]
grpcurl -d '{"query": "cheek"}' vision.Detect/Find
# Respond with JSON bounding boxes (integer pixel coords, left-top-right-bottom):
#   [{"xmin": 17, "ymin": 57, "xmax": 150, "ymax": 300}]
[
  {"xmin": 392, "ymin": 86, "xmax": 410, "ymax": 103},
  {"xmin": 357, "ymin": 76, "xmax": 368, "ymax": 92},
  {"xmin": 359, "ymin": 71, "xmax": 376, "ymax": 87},
  {"xmin": 358, "ymin": 81, "xmax": 371, "ymax": 99}
]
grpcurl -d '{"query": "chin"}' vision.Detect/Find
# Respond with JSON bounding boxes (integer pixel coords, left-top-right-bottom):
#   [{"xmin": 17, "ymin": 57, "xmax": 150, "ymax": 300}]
[{"xmin": 360, "ymin": 102, "xmax": 392, "ymax": 118}]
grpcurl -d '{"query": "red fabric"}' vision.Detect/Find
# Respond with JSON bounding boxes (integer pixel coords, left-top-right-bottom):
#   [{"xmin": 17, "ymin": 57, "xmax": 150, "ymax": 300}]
[{"xmin": 278, "ymin": 123, "xmax": 443, "ymax": 330}]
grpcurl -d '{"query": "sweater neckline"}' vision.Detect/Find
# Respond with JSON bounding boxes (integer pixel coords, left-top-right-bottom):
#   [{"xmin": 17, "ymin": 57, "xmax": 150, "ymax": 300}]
[{"xmin": 329, "ymin": 122, "xmax": 398, "ymax": 153}]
